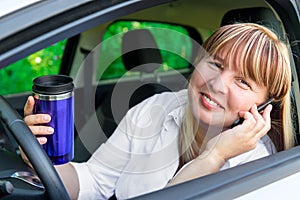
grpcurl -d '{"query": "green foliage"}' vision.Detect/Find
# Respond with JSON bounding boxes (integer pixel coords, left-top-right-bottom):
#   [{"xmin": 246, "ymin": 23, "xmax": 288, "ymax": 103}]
[
  {"xmin": 0, "ymin": 40, "xmax": 66, "ymax": 95},
  {"xmin": 99, "ymin": 21, "xmax": 193, "ymax": 80},
  {"xmin": 0, "ymin": 21, "xmax": 195, "ymax": 95}
]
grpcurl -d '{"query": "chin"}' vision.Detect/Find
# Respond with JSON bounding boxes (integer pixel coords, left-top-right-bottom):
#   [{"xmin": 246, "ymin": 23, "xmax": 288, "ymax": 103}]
[
  {"xmin": 195, "ymin": 110, "xmax": 226, "ymax": 128},
  {"xmin": 193, "ymin": 111, "xmax": 228, "ymax": 135}
]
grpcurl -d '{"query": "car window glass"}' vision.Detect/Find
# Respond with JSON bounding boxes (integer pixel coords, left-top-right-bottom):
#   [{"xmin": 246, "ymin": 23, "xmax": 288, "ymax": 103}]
[
  {"xmin": 98, "ymin": 20, "xmax": 195, "ymax": 80},
  {"xmin": 0, "ymin": 40, "xmax": 66, "ymax": 95}
]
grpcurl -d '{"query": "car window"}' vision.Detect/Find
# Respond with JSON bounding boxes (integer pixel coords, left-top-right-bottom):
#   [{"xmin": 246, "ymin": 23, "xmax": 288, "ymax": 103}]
[
  {"xmin": 98, "ymin": 20, "xmax": 198, "ymax": 80},
  {"xmin": 0, "ymin": 40, "xmax": 66, "ymax": 95}
]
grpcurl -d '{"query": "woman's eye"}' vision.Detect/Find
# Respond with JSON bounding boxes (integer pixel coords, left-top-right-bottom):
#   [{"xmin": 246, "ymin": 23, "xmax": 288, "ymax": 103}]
[
  {"xmin": 208, "ymin": 61, "xmax": 222, "ymax": 69},
  {"xmin": 238, "ymin": 79, "xmax": 251, "ymax": 89}
]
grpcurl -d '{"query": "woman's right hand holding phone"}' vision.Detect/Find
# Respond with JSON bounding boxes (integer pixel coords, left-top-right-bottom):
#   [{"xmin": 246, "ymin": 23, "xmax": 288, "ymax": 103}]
[
  {"xmin": 23, "ymin": 96, "xmax": 54, "ymax": 144},
  {"xmin": 167, "ymin": 104, "xmax": 272, "ymax": 187},
  {"xmin": 205, "ymin": 103, "xmax": 273, "ymax": 163}
]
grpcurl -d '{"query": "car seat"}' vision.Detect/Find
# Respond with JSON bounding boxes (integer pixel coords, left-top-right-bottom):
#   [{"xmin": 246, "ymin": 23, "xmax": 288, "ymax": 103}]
[
  {"xmin": 221, "ymin": 7, "xmax": 285, "ymax": 40},
  {"xmin": 97, "ymin": 29, "xmax": 170, "ymax": 140},
  {"xmin": 121, "ymin": 28, "xmax": 166, "ymax": 107}
]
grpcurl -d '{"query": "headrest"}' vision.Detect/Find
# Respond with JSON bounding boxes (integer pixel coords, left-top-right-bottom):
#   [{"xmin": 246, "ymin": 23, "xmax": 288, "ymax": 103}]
[
  {"xmin": 121, "ymin": 29, "xmax": 163, "ymax": 73},
  {"xmin": 221, "ymin": 7, "xmax": 284, "ymax": 40}
]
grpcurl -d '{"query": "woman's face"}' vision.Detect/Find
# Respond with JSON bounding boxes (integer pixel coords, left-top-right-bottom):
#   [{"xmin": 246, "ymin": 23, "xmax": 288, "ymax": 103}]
[{"xmin": 188, "ymin": 53, "xmax": 267, "ymax": 129}]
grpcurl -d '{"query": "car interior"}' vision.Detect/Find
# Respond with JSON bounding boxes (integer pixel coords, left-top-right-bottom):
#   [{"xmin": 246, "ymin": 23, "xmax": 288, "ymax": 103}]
[
  {"xmin": 0, "ymin": 0, "xmax": 299, "ymax": 199},
  {"xmin": 63, "ymin": 1, "xmax": 300, "ymax": 162},
  {"xmin": 72, "ymin": 21, "xmax": 203, "ymax": 161}
]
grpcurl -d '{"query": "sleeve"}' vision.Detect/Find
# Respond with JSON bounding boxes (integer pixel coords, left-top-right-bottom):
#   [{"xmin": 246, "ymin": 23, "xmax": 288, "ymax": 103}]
[
  {"xmin": 70, "ymin": 90, "xmax": 184, "ymax": 199},
  {"xmin": 71, "ymin": 110, "xmax": 134, "ymax": 199},
  {"xmin": 226, "ymin": 134, "xmax": 276, "ymax": 168},
  {"xmin": 70, "ymin": 92, "xmax": 166, "ymax": 199}
]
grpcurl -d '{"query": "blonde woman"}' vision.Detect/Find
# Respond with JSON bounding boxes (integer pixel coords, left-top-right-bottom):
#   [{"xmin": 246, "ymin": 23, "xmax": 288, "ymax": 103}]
[{"xmin": 23, "ymin": 23, "xmax": 294, "ymax": 199}]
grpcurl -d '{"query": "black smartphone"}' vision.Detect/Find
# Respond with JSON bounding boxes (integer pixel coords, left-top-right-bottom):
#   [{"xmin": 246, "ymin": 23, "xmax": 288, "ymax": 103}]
[{"xmin": 230, "ymin": 98, "xmax": 275, "ymax": 128}]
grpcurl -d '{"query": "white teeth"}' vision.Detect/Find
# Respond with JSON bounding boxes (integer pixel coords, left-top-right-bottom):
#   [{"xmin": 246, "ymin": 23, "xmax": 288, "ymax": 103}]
[{"xmin": 203, "ymin": 94, "xmax": 219, "ymax": 107}]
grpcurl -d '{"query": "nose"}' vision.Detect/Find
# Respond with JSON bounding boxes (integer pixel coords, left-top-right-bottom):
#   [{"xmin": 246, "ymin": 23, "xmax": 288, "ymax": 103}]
[{"xmin": 207, "ymin": 71, "xmax": 230, "ymax": 94}]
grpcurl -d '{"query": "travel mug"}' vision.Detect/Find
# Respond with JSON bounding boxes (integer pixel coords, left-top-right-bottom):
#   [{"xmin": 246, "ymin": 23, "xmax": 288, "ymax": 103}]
[{"xmin": 32, "ymin": 75, "xmax": 74, "ymax": 165}]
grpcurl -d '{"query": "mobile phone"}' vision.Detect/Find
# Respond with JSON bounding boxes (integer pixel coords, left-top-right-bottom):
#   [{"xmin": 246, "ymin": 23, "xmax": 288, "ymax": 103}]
[{"xmin": 230, "ymin": 98, "xmax": 275, "ymax": 128}]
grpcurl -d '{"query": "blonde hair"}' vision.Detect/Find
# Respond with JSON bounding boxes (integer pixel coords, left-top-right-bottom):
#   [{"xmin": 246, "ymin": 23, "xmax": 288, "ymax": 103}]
[{"xmin": 179, "ymin": 23, "xmax": 294, "ymax": 166}]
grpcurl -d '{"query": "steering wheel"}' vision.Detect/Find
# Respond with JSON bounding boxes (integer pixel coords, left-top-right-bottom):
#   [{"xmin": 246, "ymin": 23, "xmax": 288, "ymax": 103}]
[{"xmin": 0, "ymin": 95, "xmax": 70, "ymax": 200}]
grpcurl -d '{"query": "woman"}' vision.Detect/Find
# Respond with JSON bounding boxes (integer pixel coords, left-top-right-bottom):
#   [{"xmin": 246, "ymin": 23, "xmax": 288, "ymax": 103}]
[{"xmin": 23, "ymin": 23, "xmax": 294, "ymax": 199}]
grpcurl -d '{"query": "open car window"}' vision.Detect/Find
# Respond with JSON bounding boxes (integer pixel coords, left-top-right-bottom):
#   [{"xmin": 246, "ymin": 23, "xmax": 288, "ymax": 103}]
[
  {"xmin": 0, "ymin": 40, "xmax": 66, "ymax": 95},
  {"xmin": 98, "ymin": 20, "xmax": 201, "ymax": 81}
]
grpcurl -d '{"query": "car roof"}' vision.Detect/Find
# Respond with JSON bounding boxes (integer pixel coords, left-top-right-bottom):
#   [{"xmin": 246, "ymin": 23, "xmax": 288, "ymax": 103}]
[
  {"xmin": 0, "ymin": 0, "xmax": 42, "ymax": 18},
  {"xmin": 0, "ymin": 0, "xmax": 91, "ymax": 39}
]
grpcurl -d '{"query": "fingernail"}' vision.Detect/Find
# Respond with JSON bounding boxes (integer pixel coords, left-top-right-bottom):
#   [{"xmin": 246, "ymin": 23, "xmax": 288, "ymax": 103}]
[
  {"xmin": 38, "ymin": 137, "xmax": 47, "ymax": 144},
  {"xmin": 268, "ymin": 104, "xmax": 273, "ymax": 111},
  {"xmin": 43, "ymin": 115, "xmax": 51, "ymax": 121},
  {"xmin": 47, "ymin": 127, "xmax": 54, "ymax": 133},
  {"xmin": 253, "ymin": 104, "xmax": 257, "ymax": 109}
]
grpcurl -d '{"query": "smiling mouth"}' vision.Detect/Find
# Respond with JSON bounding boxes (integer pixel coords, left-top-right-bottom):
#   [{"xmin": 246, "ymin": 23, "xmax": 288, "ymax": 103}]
[{"xmin": 201, "ymin": 93, "xmax": 224, "ymax": 109}]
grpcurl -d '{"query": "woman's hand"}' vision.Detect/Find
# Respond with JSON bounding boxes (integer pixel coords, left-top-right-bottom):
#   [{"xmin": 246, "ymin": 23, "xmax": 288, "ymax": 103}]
[
  {"xmin": 167, "ymin": 104, "xmax": 272, "ymax": 187},
  {"xmin": 22, "ymin": 96, "xmax": 79, "ymax": 199},
  {"xmin": 21, "ymin": 96, "xmax": 54, "ymax": 166},
  {"xmin": 23, "ymin": 96, "xmax": 54, "ymax": 144},
  {"xmin": 205, "ymin": 104, "xmax": 273, "ymax": 162}
]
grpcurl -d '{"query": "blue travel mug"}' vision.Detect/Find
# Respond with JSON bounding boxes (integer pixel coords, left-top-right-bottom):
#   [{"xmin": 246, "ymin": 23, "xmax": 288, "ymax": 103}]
[{"xmin": 32, "ymin": 75, "xmax": 74, "ymax": 165}]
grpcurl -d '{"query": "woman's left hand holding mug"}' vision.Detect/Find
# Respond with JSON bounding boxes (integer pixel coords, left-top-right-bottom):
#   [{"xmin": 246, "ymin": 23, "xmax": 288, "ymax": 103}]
[{"xmin": 23, "ymin": 96, "xmax": 54, "ymax": 144}]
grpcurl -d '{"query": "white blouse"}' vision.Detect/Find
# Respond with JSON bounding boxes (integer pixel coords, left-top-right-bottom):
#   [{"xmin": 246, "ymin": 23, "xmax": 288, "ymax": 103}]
[{"xmin": 71, "ymin": 89, "xmax": 276, "ymax": 199}]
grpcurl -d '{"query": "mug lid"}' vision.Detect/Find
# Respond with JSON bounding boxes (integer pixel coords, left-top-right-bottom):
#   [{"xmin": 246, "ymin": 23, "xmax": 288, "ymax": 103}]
[{"xmin": 32, "ymin": 75, "xmax": 74, "ymax": 95}]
